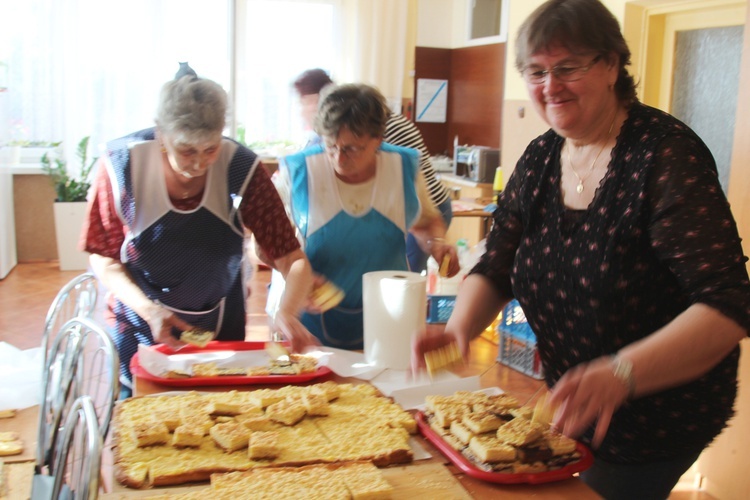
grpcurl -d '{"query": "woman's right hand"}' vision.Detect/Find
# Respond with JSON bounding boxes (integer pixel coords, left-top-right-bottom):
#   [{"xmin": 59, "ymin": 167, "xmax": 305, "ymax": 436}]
[
  {"xmin": 304, "ymin": 274, "xmax": 330, "ymax": 314},
  {"xmin": 143, "ymin": 302, "xmax": 192, "ymax": 351},
  {"xmin": 273, "ymin": 309, "xmax": 321, "ymax": 353},
  {"xmin": 411, "ymin": 324, "xmax": 469, "ymax": 376}
]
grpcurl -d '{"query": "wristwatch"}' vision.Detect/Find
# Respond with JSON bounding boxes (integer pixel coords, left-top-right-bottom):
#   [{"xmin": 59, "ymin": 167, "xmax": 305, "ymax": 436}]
[{"xmin": 610, "ymin": 355, "xmax": 636, "ymax": 399}]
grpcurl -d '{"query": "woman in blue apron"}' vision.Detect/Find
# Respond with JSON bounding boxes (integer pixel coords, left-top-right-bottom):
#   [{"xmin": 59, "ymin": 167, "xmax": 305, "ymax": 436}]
[
  {"xmin": 83, "ymin": 66, "xmax": 315, "ymax": 397},
  {"xmin": 280, "ymin": 84, "xmax": 459, "ymax": 349}
]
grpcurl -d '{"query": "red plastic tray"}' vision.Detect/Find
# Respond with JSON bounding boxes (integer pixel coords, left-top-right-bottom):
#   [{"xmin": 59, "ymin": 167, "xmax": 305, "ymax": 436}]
[
  {"xmin": 130, "ymin": 341, "xmax": 331, "ymax": 387},
  {"xmin": 416, "ymin": 411, "xmax": 593, "ymax": 484}
]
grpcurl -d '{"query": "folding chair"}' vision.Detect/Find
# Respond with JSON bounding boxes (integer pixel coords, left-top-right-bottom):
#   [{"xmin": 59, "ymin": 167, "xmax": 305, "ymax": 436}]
[
  {"xmin": 31, "ymin": 395, "xmax": 103, "ymax": 500},
  {"xmin": 36, "ymin": 317, "xmax": 118, "ymax": 477}
]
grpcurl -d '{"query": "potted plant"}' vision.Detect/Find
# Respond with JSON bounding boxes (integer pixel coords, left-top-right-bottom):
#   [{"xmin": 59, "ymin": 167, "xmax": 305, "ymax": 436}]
[{"xmin": 41, "ymin": 136, "xmax": 98, "ymax": 270}]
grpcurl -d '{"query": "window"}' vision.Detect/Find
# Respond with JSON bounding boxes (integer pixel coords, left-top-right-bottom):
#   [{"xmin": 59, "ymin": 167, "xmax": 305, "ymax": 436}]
[
  {"xmin": 466, "ymin": 0, "xmax": 508, "ymax": 45},
  {"xmin": 234, "ymin": 0, "xmax": 341, "ymax": 153},
  {"xmin": 1, "ymin": 0, "xmax": 340, "ymax": 165}
]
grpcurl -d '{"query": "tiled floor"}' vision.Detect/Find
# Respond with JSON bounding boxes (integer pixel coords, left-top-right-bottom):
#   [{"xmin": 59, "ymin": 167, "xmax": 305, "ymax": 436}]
[{"xmin": 0, "ymin": 261, "xmax": 716, "ymax": 499}]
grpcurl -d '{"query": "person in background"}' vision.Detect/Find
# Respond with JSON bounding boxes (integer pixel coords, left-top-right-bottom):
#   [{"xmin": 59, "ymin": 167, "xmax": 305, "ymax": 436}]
[
  {"xmin": 82, "ymin": 64, "xmax": 316, "ymax": 398},
  {"xmin": 292, "ymin": 68, "xmax": 453, "ymax": 273},
  {"xmin": 279, "ymin": 83, "xmax": 458, "ymax": 349},
  {"xmin": 411, "ymin": 1, "xmax": 750, "ymax": 498}
]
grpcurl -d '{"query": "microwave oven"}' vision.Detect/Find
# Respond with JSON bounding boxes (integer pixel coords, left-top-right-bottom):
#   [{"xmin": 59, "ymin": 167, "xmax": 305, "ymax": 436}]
[{"xmin": 454, "ymin": 146, "xmax": 500, "ymax": 184}]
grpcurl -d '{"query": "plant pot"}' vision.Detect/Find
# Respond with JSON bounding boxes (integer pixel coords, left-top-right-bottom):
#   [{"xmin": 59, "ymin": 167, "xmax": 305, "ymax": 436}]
[{"xmin": 52, "ymin": 201, "xmax": 89, "ymax": 271}]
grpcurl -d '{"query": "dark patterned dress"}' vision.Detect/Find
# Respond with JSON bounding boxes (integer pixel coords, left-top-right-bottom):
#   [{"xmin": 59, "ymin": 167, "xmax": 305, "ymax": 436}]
[{"xmin": 473, "ymin": 102, "xmax": 750, "ymax": 463}]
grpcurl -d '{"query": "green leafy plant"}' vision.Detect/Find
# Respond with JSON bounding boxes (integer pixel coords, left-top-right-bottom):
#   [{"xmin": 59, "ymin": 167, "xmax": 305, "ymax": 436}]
[{"xmin": 41, "ymin": 136, "xmax": 98, "ymax": 202}]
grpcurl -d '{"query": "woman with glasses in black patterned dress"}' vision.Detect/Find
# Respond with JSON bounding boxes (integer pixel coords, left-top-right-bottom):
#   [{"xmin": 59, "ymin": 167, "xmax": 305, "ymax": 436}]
[{"xmin": 412, "ymin": 1, "xmax": 749, "ymax": 498}]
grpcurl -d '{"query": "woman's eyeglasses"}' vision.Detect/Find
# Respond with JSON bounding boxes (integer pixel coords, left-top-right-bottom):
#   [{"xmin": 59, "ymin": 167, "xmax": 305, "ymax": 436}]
[{"xmin": 522, "ymin": 55, "xmax": 603, "ymax": 85}]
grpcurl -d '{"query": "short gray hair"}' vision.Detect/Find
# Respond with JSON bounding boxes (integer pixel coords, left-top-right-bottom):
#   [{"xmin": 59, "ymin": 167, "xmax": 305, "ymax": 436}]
[
  {"xmin": 314, "ymin": 83, "xmax": 389, "ymax": 139},
  {"xmin": 155, "ymin": 76, "xmax": 227, "ymax": 144}
]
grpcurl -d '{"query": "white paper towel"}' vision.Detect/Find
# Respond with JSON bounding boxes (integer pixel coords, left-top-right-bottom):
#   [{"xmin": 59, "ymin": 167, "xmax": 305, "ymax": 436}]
[{"xmin": 363, "ymin": 271, "xmax": 427, "ymax": 370}]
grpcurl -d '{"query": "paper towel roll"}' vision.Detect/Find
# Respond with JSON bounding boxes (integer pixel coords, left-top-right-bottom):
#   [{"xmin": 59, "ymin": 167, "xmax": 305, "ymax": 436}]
[{"xmin": 363, "ymin": 271, "xmax": 427, "ymax": 370}]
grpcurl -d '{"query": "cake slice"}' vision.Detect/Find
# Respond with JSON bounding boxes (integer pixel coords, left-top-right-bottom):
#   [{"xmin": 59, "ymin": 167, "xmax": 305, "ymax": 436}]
[
  {"xmin": 247, "ymin": 389, "xmax": 285, "ymax": 408},
  {"xmin": 310, "ymin": 280, "xmax": 345, "ymax": 312},
  {"xmin": 462, "ymin": 411, "xmax": 504, "ymax": 434},
  {"xmin": 337, "ymin": 461, "xmax": 394, "ymax": 500},
  {"xmin": 206, "ymin": 400, "xmax": 243, "ymax": 416},
  {"xmin": 192, "ymin": 362, "xmax": 219, "ymax": 377},
  {"xmin": 0, "ymin": 432, "xmax": 20, "ymax": 442},
  {"xmin": 424, "ymin": 342, "xmax": 462, "ymax": 376},
  {"xmin": 132, "ymin": 422, "xmax": 169, "ymax": 448},
  {"xmin": 290, "ymin": 354, "xmax": 318, "ymax": 373},
  {"xmin": 468, "ymin": 435, "xmax": 516, "ymax": 463},
  {"xmin": 432, "ymin": 403, "xmax": 471, "ymax": 428},
  {"xmin": 449, "ymin": 420, "xmax": 475, "ymax": 445},
  {"xmin": 266, "ymin": 399, "xmax": 307, "ymax": 426},
  {"xmin": 152, "ymin": 410, "xmax": 182, "ymax": 432},
  {"xmin": 546, "ymin": 431, "xmax": 578, "ymax": 456},
  {"xmin": 496, "ymin": 417, "xmax": 545, "ymax": 447},
  {"xmin": 209, "ymin": 421, "xmax": 249, "ymax": 452},
  {"xmin": 0, "ymin": 439, "xmax": 23, "ymax": 456},
  {"xmin": 248, "ymin": 430, "xmax": 280, "ymax": 460},
  {"xmin": 236, "ymin": 414, "xmax": 276, "ymax": 432},
  {"xmin": 180, "ymin": 328, "xmax": 214, "ymax": 348},
  {"xmin": 172, "ymin": 423, "xmax": 205, "ymax": 448},
  {"xmin": 300, "ymin": 393, "xmax": 330, "ymax": 417},
  {"xmin": 309, "ymin": 381, "xmax": 341, "ymax": 401}
]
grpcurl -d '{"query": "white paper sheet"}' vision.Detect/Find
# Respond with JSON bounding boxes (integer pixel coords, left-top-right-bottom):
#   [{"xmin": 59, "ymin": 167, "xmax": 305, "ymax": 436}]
[
  {"xmin": 137, "ymin": 344, "xmax": 274, "ymax": 376},
  {"xmin": 0, "ymin": 342, "xmax": 43, "ymax": 410},
  {"xmin": 137, "ymin": 345, "xmax": 484, "ymax": 411}
]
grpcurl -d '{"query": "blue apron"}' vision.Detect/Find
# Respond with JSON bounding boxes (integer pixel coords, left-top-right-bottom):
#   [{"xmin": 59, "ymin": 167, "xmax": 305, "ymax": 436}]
[{"xmin": 285, "ymin": 143, "xmax": 420, "ymax": 348}]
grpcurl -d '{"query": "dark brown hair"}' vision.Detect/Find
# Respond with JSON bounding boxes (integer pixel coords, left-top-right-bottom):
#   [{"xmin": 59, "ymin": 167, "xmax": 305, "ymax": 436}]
[
  {"xmin": 315, "ymin": 84, "xmax": 389, "ymax": 139},
  {"xmin": 515, "ymin": 0, "xmax": 637, "ymax": 104},
  {"xmin": 293, "ymin": 68, "xmax": 334, "ymax": 96}
]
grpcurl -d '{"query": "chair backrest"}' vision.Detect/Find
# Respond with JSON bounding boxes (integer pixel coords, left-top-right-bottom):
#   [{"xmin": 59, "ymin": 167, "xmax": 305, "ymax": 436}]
[
  {"xmin": 32, "ymin": 395, "xmax": 103, "ymax": 500},
  {"xmin": 41, "ymin": 273, "xmax": 99, "ymax": 370},
  {"xmin": 36, "ymin": 317, "xmax": 119, "ymax": 475}
]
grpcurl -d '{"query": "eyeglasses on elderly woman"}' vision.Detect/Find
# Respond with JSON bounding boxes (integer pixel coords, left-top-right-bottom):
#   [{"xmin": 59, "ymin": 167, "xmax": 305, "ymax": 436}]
[
  {"xmin": 325, "ymin": 144, "xmax": 367, "ymax": 158},
  {"xmin": 521, "ymin": 55, "xmax": 603, "ymax": 85}
]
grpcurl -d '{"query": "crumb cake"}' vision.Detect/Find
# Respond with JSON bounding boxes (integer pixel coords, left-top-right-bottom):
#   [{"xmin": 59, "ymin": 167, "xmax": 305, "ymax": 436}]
[
  {"xmin": 113, "ymin": 385, "xmax": 414, "ymax": 488},
  {"xmin": 422, "ymin": 390, "xmax": 584, "ymax": 474}
]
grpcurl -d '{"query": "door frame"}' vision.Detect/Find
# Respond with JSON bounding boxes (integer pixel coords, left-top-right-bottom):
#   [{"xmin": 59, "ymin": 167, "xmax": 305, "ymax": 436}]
[{"xmin": 623, "ymin": 0, "xmax": 746, "ymax": 110}]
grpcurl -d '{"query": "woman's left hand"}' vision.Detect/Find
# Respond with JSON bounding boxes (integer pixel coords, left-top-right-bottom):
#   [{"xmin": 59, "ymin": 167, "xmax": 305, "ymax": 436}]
[
  {"xmin": 273, "ymin": 309, "xmax": 321, "ymax": 353},
  {"xmin": 548, "ymin": 356, "xmax": 630, "ymax": 448}
]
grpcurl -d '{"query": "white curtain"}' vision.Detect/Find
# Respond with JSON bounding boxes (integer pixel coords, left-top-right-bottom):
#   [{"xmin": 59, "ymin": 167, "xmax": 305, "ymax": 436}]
[
  {"xmin": 338, "ymin": 0, "xmax": 408, "ymax": 112},
  {"xmin": 1, "ymin": 0, "xmax": 408, "ymax": 168},
  {"xmin": 2, "ymin": 0, "xmax": 230, "ymax": 169}
]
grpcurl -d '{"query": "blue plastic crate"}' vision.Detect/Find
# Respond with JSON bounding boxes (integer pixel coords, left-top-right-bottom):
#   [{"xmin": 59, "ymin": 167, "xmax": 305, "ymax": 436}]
[
  {"xmin": 497, "ymin": 300, "xmax": 544, "ymax": 379},
  {"xmin": 427, "ymin": 295, "xmax": 456, "ymax": 323}
]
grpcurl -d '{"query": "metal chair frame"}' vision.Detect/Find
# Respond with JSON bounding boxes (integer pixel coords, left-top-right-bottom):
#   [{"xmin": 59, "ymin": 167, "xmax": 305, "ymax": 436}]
[
  {"xmin": 31, "ymin": 395, "xmax": 103, "ymax": 500},
  {"xmin": 41, "ymin": 273, "xmax": 99, "ymax": 370},
  {"xmin": 36, "ymin": 317, "xmax": 118, "ymax": 476}
]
